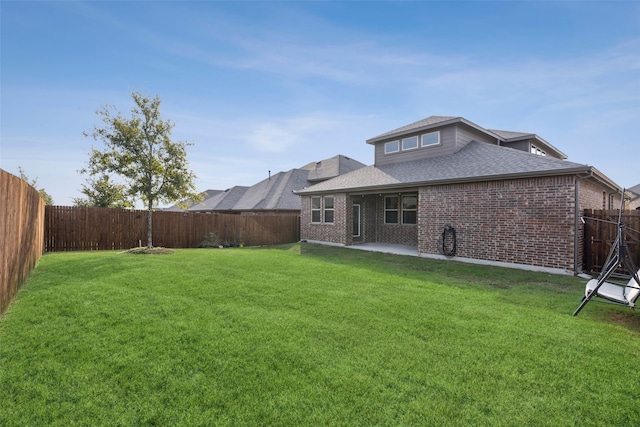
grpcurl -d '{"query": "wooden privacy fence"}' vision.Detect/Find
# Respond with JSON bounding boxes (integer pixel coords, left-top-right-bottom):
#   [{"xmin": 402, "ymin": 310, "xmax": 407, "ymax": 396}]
[
  {"xmin": 45, "ymin": 206, "xmax": 300, "ymax": 252},
  {"xmin": 583, "ymin": 209, "xmax": 640, "ymax": 273},
  {"xmin": 1, "ymin": 169, "xmax": 45, "ymax": 315}
]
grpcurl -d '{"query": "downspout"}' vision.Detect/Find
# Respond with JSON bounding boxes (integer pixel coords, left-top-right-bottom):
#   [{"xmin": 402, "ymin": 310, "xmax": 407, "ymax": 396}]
[{"xmin": 574, "ymin": 172, "xmax": 593, "ymax": 274}]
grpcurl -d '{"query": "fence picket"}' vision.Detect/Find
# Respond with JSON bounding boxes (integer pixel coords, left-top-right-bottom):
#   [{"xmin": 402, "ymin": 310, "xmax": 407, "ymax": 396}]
[
  {"xmin": 583, "ymin": 209, "xmax": 640, "ymax": 273},
  {"xmin": 44, "ymin": 206, "xmax": 300, "ymax": 252},
  {"xmin": 1, "ymin": 169, "xmax": 45, "ymax": 314}
]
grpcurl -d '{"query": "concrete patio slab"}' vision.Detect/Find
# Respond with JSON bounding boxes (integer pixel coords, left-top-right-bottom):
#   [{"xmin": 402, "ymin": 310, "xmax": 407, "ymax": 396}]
[{"xmin": 349, "ymin": 243, "xmax": 419, "ymax": 257}]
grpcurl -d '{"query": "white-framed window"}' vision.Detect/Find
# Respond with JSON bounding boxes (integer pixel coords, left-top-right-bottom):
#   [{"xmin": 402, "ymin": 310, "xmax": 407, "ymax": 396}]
[
  {"xmin": 385, "ymin": 131, "xmax": 441, "ymax": 155},
  {"xmin": 311, "ymin": 196, "xmax": 321, "ymax": 223},
  {"xmin": 402, "ymin": 195, "xmax": 417, "ymax": 224},
  {"xmin": 385, "ymin": 194, "xmax": 417, "ymax": 224},
  {"xmin": 385, "ymin": 196, "xmax": 399, "ymax": 224},
  {"xmin": 421, "ymin": 131, "xmax": 440, "ymax": 147},
  {"xmin": 402, "ymin": 136, "xmax": 419, "ymax": 151},
  {"xmin": 530, "ymin": 144, "xmax": 546, "ymax": 156},
  {"xmin": 311, "ymin": 195, "xmax": 334, "ymax": 224},
  {"xmin": 385, "ymin": 140, "xmax": 400, "ymax": 154},
  {"xmin": 324, "ymin": 196, "xmax": 334, "ymax": 223}
]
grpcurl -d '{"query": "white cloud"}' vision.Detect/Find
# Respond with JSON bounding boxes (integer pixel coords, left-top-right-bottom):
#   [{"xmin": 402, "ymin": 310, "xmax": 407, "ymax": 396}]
[
  {"xmin": 245, "ymin": 115, "xmax": 340, "ymax": 153},
  {"xmin": 417, "ymin": 38, "xmax": 640, "ymax": 111},
  {"xmin": 248, "ymin": 123, "xmax": 298, "ymax": 153}
]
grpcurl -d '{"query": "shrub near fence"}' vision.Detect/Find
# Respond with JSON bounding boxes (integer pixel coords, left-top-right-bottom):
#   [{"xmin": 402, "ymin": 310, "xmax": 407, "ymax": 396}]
[
  {"xmin": 45, "ymin": 206, "xmax": 300, "ymax": 251},
  {"xmin": 1, "ymin": 169, "xmax": 45, "ymax": 315}
]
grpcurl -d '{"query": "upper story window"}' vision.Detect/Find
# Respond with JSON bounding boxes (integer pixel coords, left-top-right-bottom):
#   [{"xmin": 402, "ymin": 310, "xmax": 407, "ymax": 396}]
[
  {"xmin": 384, "ymin": 131, "xmax": 440, "ymax": 155},
  {"xmin": 384, "ymin": 140, "xmax": 399, "ymax": 154},
  {"xmin": 530, "ymin": 144, "xmax": 546, "ymax": 156},
  {"xmin": 421, "ymin": 131, "xmax": 440, "ymax": 147},
  {"xmin": 402, "ymin": 136, "xmax": 419, "ymax": 150}
]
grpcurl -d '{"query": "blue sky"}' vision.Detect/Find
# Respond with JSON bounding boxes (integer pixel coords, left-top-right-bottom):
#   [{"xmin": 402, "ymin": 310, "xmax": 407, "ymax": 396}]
[{"xmin": 2, "ymin": 1, "xmax": 639, "ymax": 206}]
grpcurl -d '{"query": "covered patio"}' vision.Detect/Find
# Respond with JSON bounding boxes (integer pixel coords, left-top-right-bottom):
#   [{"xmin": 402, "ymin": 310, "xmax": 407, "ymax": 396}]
[{"xmin": 346, "ymin": 242, "xmax": 419, "ymax": 257}]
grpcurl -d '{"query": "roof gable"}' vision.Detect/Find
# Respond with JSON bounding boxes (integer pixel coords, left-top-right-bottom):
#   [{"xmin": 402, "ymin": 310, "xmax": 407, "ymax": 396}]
[
  {"xmin": 489, "ymin": 129, "xmax": 567, "ymax": 159},
  {"xmin": 366, "ymin": 116, "xmax": 503, "ymax": 145}
]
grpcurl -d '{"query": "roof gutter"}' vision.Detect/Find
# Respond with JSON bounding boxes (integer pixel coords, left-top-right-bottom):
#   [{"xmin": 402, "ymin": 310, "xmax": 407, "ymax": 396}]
[
  {"xmin": 295, "ymin": 166, "xmax": 595, "ymax": 196},
  {"xmin": 587, "ymin": 166, "xmax": 621, "ymax": 193}
]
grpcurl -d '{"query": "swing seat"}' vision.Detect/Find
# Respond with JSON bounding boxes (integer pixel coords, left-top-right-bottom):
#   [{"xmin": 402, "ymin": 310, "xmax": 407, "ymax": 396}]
[{"xmin": 585, "ymin": 269, "xmax": 640, "ymax": 307}]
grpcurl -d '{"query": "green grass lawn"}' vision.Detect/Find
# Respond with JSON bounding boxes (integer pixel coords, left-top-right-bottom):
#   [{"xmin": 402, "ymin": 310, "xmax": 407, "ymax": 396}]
[{"xmin": 1, "ymin": 243, "xmax": 639, "ymax": 426}]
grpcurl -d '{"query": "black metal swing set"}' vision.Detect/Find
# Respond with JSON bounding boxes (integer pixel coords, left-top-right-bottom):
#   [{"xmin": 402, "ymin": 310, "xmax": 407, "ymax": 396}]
[{"xmin": 573, "ymin": 189, "xmax": 640, "ymax": 316}]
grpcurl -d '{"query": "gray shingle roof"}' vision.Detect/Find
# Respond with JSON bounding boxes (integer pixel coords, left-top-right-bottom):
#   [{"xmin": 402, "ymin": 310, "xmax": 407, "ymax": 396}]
[
  {"xmin": 489, "ymin": 129, "xmax": 532, "ymax": 140},
  {"xmin": 233, "ymin": 169, "xmax": 310, "ymax": 210},
  {"xmin": 296, "ymin": 141, "xmax": 591, "ymax": 194},
  {"xmin": 190, "ymin": 186, "xmax": 250, "ymax": 210},
  {"xmin": 367, "ymin": 116, "xmax": 458, "ymax": 143},
  {"xmin": 170, "ymin": 154, "xmax": 366, "ymax": 211},
  {"xmin": 302, "ymin": 154, "xmax": 366, "ymax": 182}
]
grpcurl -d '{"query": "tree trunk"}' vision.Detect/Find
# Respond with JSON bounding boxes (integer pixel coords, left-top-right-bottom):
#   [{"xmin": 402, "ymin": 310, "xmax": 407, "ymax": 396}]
[{"xmin": 147, "ymin": 200, "xmax": 153, "ymax": 249}]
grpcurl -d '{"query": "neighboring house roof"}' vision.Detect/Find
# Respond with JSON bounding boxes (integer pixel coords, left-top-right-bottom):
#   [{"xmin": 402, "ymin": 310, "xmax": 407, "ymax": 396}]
[
  {"xmin": 231, "ymin": 169, "xmax": 310, "ymax": 210},
  {"xmin": 164, "ymin": 189, "xmax": 224, "ymax": 211},
  {"xmin": 296, "ymin": 141, "xmax": 613, "ymax": 195},
  {"xmin": 301, "ymin": 154, "xmax": 367, "ymax": 182},
  {"xmin": 168, "ymin": 154, "xmax": 366, "ymax": 211},
  {"xmin": 206, "ymin": 186, "xmax": 250, "ymax": 210}
]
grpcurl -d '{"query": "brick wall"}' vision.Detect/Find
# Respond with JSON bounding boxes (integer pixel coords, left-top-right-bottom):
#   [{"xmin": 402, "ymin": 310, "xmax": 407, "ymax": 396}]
[
  {"xmin": 359, "ymin": 195, "xmax": 378, "ymax": 243},
  {"xmin": 579, "ymin": 179, "xmax": 605, "ymax": 211},
  {"xmin": 578, "ymin": 179, "xmax": 605, "ymax": 272},
  {"xmin": 373, "ymin": 195, "xmax": 419, "ymax": 246},
  {"xmin": 418, "ymin": 176, "xmax": 577, "ymax": 271},
  {"xmin": 300, "ymin": 194, "xmax": 349, "ymax": 245},
  {"xmin": 578, "ymin": 179, "xmax": 625, "ymax": 272},
  {"xmin": 301, "ymin": 175, "xmax": 619, "ymax": 273}
]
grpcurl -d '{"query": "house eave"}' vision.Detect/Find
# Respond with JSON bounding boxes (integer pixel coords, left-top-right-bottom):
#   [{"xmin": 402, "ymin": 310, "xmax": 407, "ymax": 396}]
[
  {"xmin": 527, "ymin": 135, "xmax": 568, "ymax": 160},
  {"xmin": 188, "ymin": 208, "xmax": 300, "ymax": 214},
  {"xmin": 296, "ymin": 166, "xmax": 597, "ymax": 196},
  {"xmin": 366, "ymin": 117, "xmax": 504, "ymax": 145},
  {"xmin": 587, "ymin": 166, "xmax": 621, "ymax": 193}
]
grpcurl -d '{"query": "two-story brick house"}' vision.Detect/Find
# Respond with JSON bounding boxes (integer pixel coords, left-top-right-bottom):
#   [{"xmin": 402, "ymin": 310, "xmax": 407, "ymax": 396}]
[{"xmin": 296, "ymin": 116, "xmax": 621, "ymax": 274}]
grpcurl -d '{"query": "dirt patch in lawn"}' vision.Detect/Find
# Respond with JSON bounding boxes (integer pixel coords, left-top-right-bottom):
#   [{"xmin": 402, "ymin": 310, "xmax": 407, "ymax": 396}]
[
  {"xmin": 126, "ymin": 247, "xmax": 174, "ymax": 255},
  {"xmin": 607, "ymin": 311, "xmax": 640, "ymax": 334}
]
